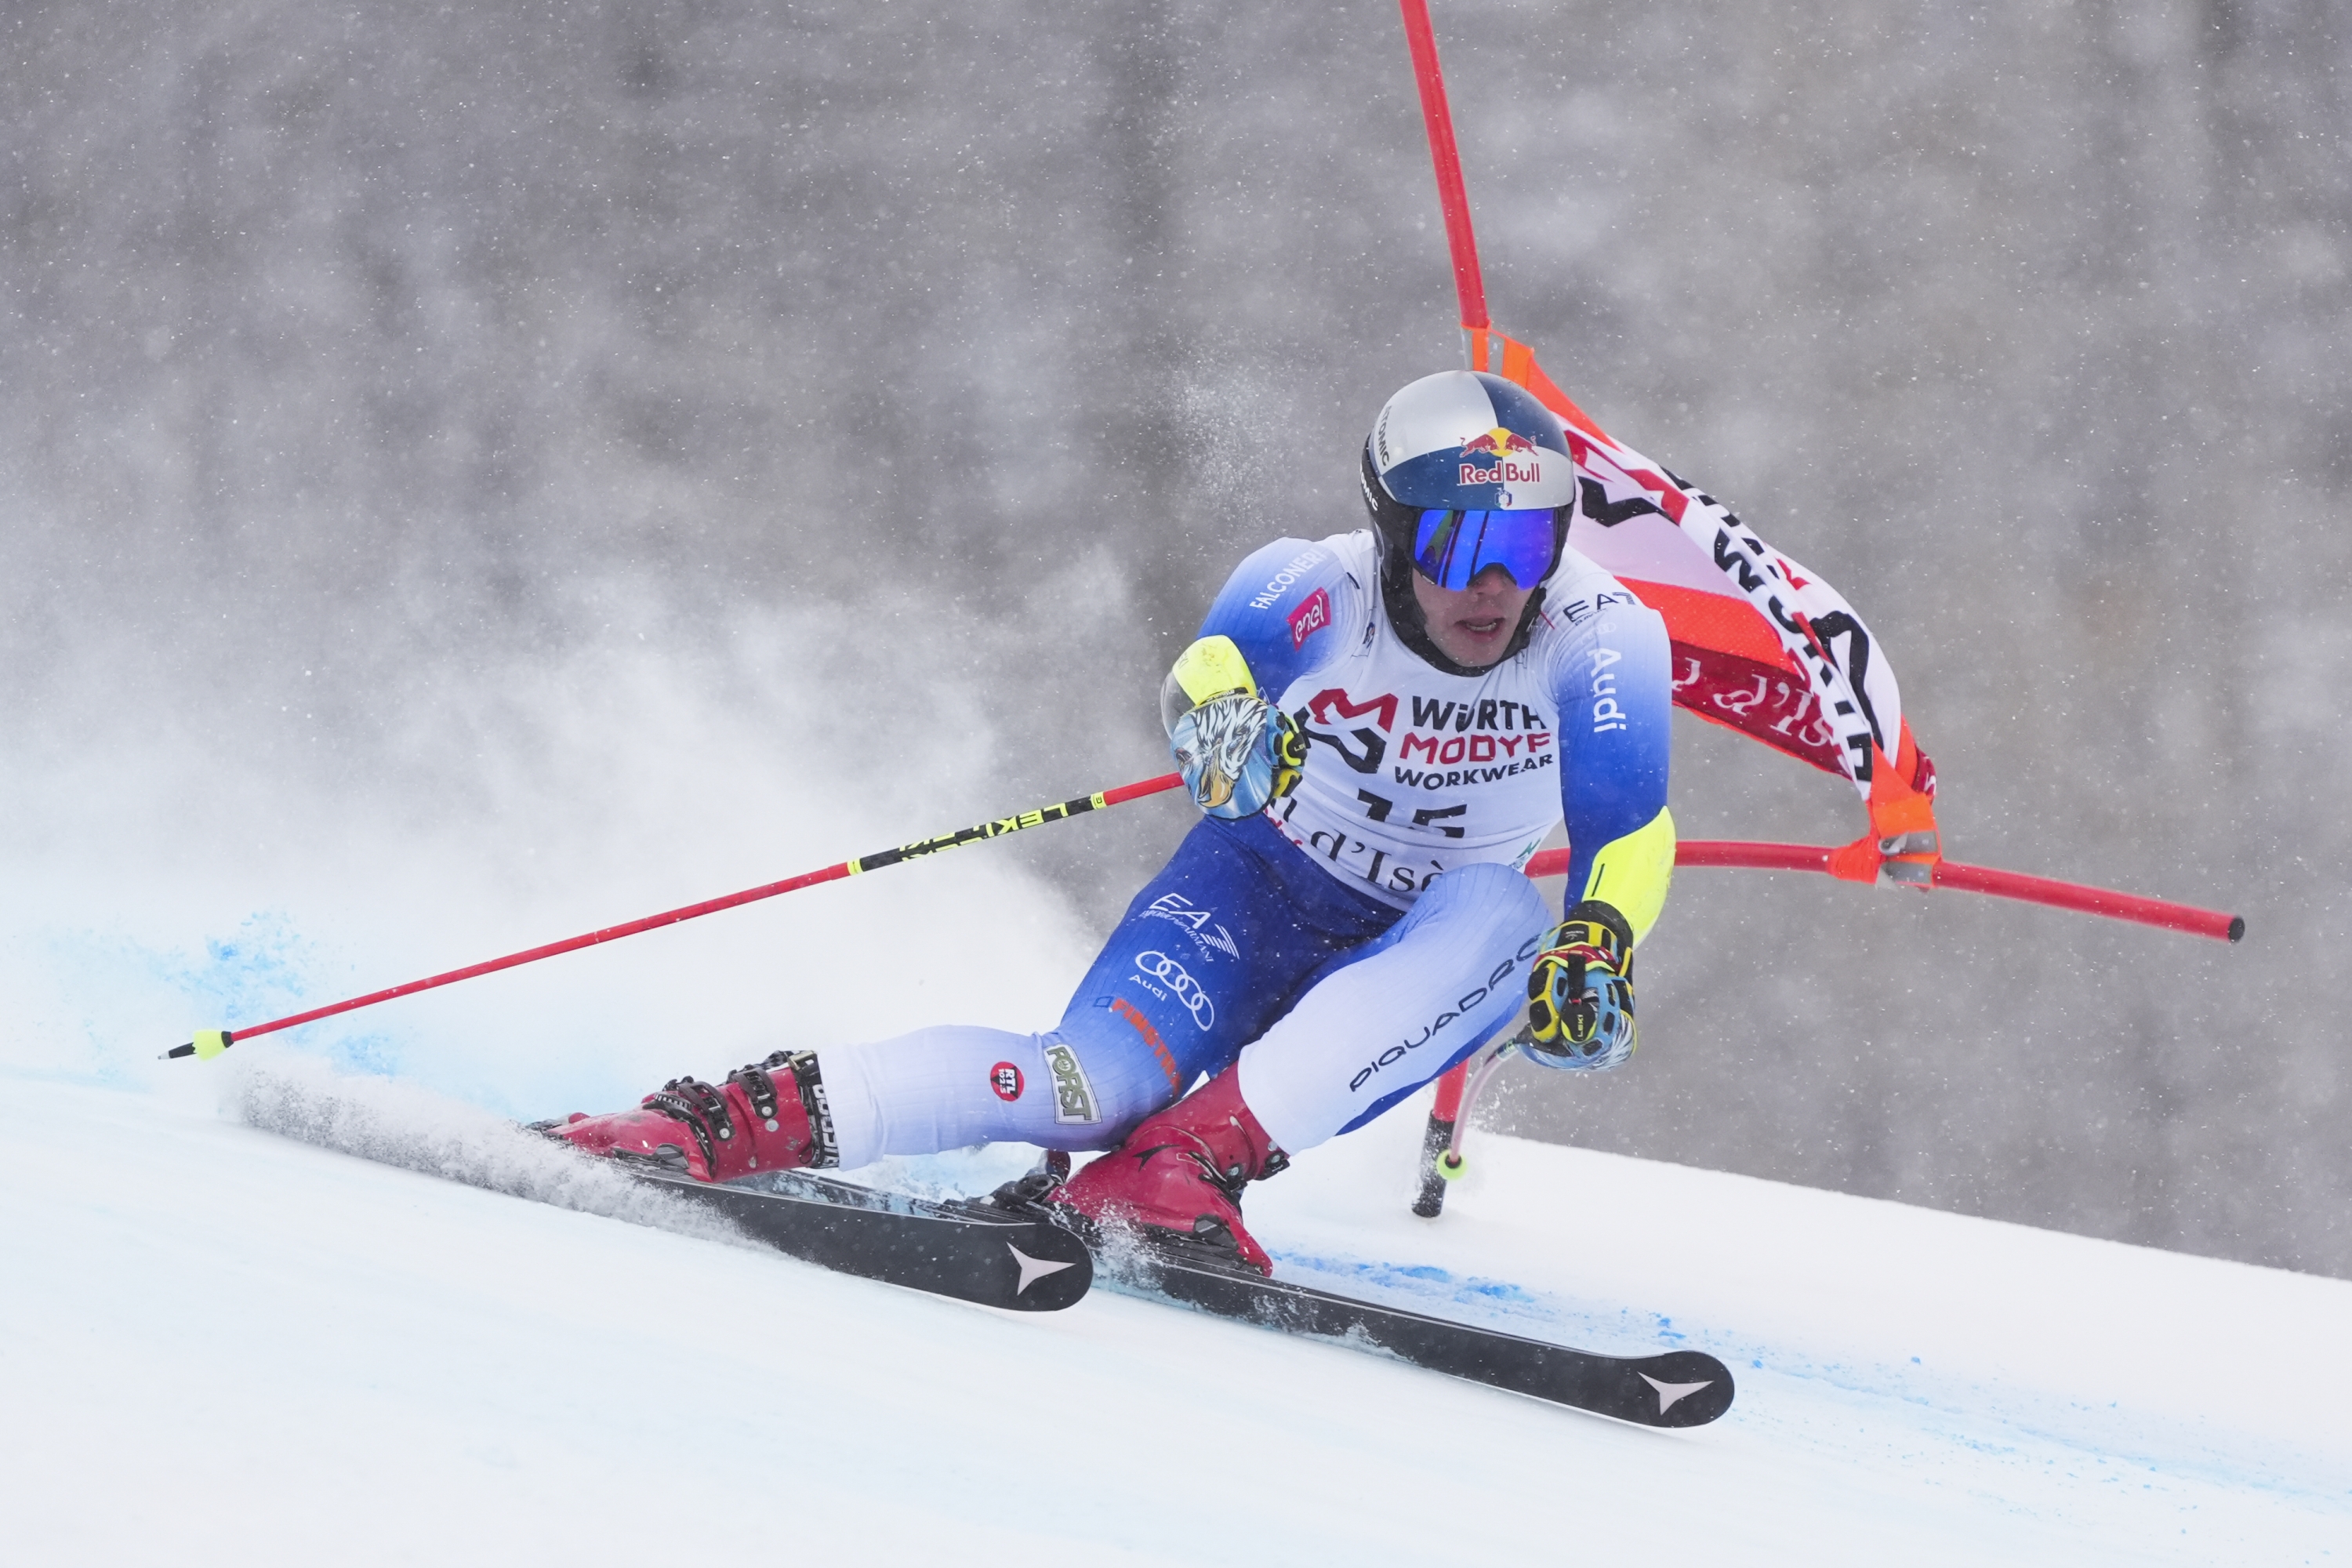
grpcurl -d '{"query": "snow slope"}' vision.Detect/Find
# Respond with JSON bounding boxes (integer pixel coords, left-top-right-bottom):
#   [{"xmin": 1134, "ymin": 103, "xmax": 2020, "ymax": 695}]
[{"xmin": 4, "ymin": 1058, "xmax": 2344, "ymax": 1566}]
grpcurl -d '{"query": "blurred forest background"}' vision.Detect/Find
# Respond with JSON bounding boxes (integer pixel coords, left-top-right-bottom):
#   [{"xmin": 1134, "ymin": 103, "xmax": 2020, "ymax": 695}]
[{"xmin": 4, "ymin": 0, "xmax": 2346, "ymax": 1273}]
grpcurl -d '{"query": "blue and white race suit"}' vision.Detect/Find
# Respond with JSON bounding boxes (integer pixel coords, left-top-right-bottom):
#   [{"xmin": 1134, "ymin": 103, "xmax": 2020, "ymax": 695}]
[{"xmin": 820, "ymin": 528, "xmax": 1674, "ymax": 1167}]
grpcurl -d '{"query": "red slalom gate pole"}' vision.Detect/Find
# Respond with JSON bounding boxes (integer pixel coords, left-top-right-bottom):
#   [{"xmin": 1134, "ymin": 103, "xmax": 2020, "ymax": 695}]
[
  {"xmin": 1928, "ymin": 858, "xmax": 2245, "ymax": 942},
  {"xmin": 1416, "ymin": 843, "xmax": 2240, "ymax": 1221},
  {"xmin": 1523, "ymin": 842, "xmax": 2244, "ymax": 943},
  {"xmin": 1399, "ymin": 0, "xmax": 1490, "ymax": 339},
  {"xmin": 164, "ymin": 772, "xmax": 1189, "ymax": 1062}
]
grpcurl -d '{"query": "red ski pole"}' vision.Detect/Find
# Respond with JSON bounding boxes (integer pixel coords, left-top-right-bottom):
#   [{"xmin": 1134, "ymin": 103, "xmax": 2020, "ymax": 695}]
[
  {"xmin": 164, "ymin": 773, "xmax": 1188, "ymax": 1061},
  {"xmin": 1410, "ymin": 1057, "xmax": 1475, "ymax": 1218},
  {"xmin": 1523, "ymin": 842, "xmax": 2244, "ymax": 942}
]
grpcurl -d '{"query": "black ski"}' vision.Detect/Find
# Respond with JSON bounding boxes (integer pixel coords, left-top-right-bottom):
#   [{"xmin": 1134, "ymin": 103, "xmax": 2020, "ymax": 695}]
[
  {"xmin": 1091, "ymin": 1230, "xmax": 1734, "ymax": 1428},
  {"xmin": 627, "ymin": 1167, "xmax": 1093, "ymax": 1312},
  {"xmin": 626, "ymin": 1165, "xmax": 1730, "ymax": 1423}
]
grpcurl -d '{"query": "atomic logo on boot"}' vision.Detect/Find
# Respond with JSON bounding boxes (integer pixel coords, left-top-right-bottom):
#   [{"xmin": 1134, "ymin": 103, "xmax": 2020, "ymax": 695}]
[{"xmin": 989, "ymin": 1062, "xmax": 1025, "ymax": 1102}]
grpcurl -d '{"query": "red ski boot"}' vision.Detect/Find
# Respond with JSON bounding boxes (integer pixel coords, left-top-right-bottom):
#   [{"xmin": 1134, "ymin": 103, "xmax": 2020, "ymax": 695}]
[
  {"xmin": 1048, "ymin": 1065, "xmax": 1287, "ymax": 1273},
  {"xmin": 541, "ymin": 1051, "xmax": 834, "ymax": 1181}
]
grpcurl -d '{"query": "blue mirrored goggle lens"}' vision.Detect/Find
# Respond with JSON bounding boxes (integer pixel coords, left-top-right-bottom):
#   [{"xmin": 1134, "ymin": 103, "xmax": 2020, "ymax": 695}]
[{"xmin": 1410, "ymin": 508, "xmax": 1559, "ymax": 590}]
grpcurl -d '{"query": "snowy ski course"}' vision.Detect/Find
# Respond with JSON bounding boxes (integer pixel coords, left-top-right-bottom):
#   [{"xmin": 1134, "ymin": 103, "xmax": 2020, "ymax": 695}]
[{"xmin": 5, "ymin": 1058, "xmax": 2346, "ymax": 1566}]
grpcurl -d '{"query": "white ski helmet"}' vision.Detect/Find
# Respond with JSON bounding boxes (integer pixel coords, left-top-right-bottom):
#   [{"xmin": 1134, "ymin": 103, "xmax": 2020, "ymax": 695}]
[{"xmin": 1361, "ymin": 370, "xmax": 1577, "ymax": 593}]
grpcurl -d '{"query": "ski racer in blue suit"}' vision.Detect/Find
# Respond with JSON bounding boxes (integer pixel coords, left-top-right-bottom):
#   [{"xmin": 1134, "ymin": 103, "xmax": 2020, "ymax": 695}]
[{"xmin": 550, "ymin": 370, "xmax": 1677, "ymax": 1272}]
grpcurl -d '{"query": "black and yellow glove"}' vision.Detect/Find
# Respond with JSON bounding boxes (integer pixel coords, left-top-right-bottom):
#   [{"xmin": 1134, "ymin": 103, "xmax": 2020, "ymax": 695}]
[{"xmin": 1524, "ymin": 899, "xmax": 1638, "ymax": 1071}]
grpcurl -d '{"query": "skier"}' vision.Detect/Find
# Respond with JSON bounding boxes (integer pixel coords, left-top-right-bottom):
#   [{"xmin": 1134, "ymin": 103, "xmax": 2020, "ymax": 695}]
[{"xmin": 546, "ymin": 369, "xmax": 1679, "ymax": 1272}]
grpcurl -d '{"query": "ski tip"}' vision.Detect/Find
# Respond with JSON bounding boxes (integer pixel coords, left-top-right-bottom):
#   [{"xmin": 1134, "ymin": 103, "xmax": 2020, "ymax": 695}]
[
  {"xmin": 2227, "ymin": 914, "xmax": 2245, "ymax": 943},
  {"xmin": 1003, "ymin": 1232, "xmax": 1094, "ymax": 1311},
  {"xmin": 1632, "ymin": 1351, "xmax": 1736, "ymax": 1428}
]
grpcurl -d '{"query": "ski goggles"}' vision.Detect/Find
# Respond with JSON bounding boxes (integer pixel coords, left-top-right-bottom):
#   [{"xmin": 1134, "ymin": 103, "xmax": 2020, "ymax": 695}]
[{"xmin": 1410, "ymin": 506, "xmax": 1562, "ymax": 590}]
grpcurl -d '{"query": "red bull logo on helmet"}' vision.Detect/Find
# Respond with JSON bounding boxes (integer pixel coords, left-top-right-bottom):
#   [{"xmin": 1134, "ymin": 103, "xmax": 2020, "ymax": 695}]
[{"xmin": 1457, "ymin": 426, "xmax": 1545, "ymax": 487}]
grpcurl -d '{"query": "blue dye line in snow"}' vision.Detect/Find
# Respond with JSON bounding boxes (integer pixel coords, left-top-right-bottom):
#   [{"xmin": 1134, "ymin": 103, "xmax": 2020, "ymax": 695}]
[
  {"xmin": 1265, "ymin": 1244, "xmax": 2350, "ymax": 1508},
  {"xmin": 36, "ymin": 910, "xmax": 408, "ymax": 1083},
  {"xmin": 1269, "ymin": 1247, "xmax": 1690, "ymax": 1349}
]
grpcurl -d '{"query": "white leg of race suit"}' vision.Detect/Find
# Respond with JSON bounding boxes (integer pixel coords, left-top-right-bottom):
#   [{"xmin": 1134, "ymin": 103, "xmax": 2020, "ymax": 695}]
[
  {"xmin": 1236, "ymin": 861, "xmax": 1548, "ymax": 1156},
  {"xmin": 820, "ymin": 1025, "xmax": 1170, "ymax": 1171}
]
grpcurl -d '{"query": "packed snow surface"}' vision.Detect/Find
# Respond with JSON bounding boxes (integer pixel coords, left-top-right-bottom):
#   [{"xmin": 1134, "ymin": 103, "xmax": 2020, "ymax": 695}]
[{"xmin": 4, "ymin": 1057, "xmax": 2345, "ymax": 1565}]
